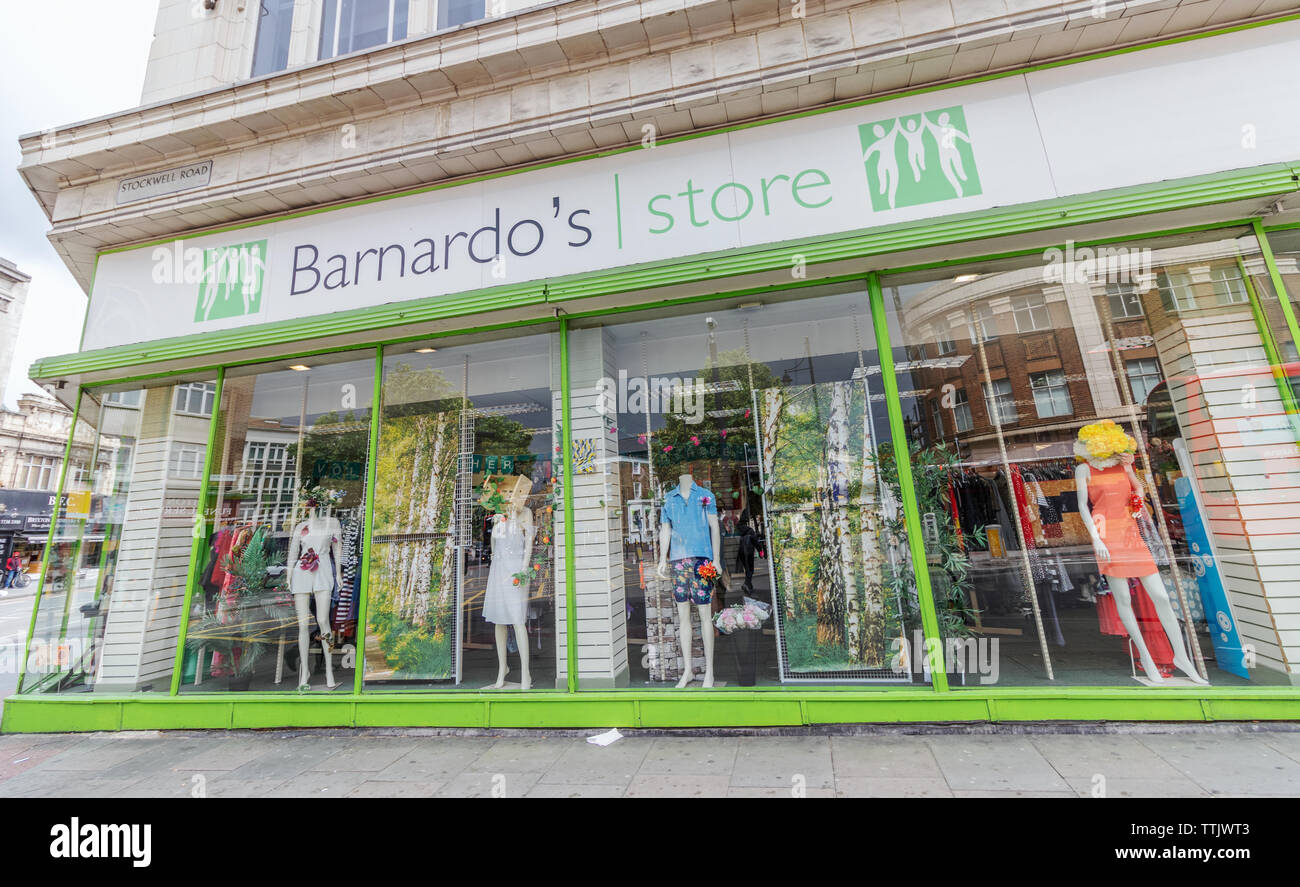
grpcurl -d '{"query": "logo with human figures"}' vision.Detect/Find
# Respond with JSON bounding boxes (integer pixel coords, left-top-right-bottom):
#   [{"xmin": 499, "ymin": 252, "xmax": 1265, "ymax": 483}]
[
  {"xmin": 194, "ymin": 239, "xmax": 266, "ymax": 323},
  {"xmin": 858, "ymin": 105, "xmax": 982, "ymax": 212}
]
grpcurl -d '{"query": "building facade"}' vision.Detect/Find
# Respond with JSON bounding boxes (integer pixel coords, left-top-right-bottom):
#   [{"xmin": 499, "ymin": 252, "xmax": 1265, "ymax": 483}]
[
  {"xmin": 10, "ymin": 0, "xmax": 1300, "ymax": 731},
  {"xmin": 0, "ymin": 258, "xmax": 31, "ymax": 408}
]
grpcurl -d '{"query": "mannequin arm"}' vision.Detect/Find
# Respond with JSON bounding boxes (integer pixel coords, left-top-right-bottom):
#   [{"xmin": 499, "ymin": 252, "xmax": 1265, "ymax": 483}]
[
  {"xmin": 1074, "ymin": 464, "xmax": 1110, "ymax": 563},
  {"xmin": 656, "ymin": 521, "xmax": 672, "ymax": 578},
  {"xmin": 708, "ymin": 512, "xmax": 721, "ymax": 570},
  {"xmin": 331, "ymin": 529, "xmax": 343, "ymax": 585},
  {"xmin": 287, "ymin": 529, "xmax": 301, "ymax": 569}
]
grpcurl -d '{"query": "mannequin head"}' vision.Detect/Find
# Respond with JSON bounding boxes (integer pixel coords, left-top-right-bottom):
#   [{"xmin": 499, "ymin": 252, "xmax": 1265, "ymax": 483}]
[{"xmin": 1074, "ymin": 420, "xmax": 1137, "ymax": 468}]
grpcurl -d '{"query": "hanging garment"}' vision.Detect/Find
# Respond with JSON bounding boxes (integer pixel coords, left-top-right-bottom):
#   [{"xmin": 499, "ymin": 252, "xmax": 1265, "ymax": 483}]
[
  {"xmin": 483, "ymin": 515, "xmax": 528, "ymax": 625},
  {"xmin": 1087, "ymin": 464, "xmax": 1157, "ymax": 579}
]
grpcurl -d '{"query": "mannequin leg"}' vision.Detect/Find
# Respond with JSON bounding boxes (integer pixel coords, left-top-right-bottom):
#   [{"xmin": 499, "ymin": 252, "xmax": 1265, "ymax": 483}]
[
  {"xmin": 515, "ymin": 622, "xmax": 531, "ymax": 690},
  {"xmin": 314, "ymin": 588, "xmax": 337, "ymax": 689},
  {"xmin": 491, "ymin": 624, "xmax": 509, "ymax": 688},
  {"xmin": 1110, "ymin": 581, "xmax": 1164, "ymax": 684},
  {"xmin": 696, "ymin": 603, "xmax": 715, "ymax": 688},
  {"xmin": 294, "ymin": 593, "xmax": 312, "ymax": 688},
  {"xmin": 1139, "ymin": 573, "xmax": 1208, "ymax": 684},
  {"xmin": 675, "ymin": 601, "xmax": 695, "ymax": 688}
]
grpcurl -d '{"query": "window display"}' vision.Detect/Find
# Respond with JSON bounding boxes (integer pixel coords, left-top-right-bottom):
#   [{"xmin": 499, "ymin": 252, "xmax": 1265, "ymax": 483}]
[
  {"xmin": 364, "ymin": 331, "xmax": 560, "ymax": 690},
  {"xmin": 22, "ymin": 380, "xmax": 216, "ymax": 694},
  {"xmin": 569, "ymin": 287, "xmax": 926, "ymax": 688},
  {"xmin": 182, "ymin": 354, "xmax": 373, "ymax": 693},
  {"xmin": 882, "ymin": 231, "xmax": 1298, "ymax": 686}
]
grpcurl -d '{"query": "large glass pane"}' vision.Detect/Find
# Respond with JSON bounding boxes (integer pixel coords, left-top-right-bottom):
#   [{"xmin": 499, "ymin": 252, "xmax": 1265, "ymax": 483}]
[
  {"xmin": 181, "ymin": 354, "xmax": 373, "ymax": 693},
  {"xmin": 251, "ymin": 0, "xmax": 297, "ymax": 77},
  {"xmin": 364, "ymin": 330, "xmax": 561, "ymax": 690},
  {"xmin": 882, "ymin": 230, "xmax": 1297, "ymax": 686},
  {"xmin": 22, "ymin": 379, "xmax": 216, "ymax": 694},
  {"xmin": 568, "ymin": 287, "xmax": 927, "ymax": 689},
  {"xmin": 438, "ymin": 0, "xmax": 486, "ymax": 30},
  {"xmin": 320, "ymin": 0, "xmax": 410, "ymax": 61}
]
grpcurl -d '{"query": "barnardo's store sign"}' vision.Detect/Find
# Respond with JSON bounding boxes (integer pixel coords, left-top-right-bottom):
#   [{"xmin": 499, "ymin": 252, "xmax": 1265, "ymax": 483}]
[{"xmin": 81, "ymin": 22, "xmax": 1300, "ymax": 351}]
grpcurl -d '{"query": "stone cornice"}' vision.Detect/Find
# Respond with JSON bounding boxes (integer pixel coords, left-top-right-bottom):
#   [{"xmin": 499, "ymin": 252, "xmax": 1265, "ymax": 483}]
[{"xmin": 17, "ymin": 0, "xmax": 1290, "ymax": 290}]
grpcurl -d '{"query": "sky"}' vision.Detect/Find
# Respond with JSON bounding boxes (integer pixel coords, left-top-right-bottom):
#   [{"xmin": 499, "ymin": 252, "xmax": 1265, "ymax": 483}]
[{"xmin": 0, "ymin": 1, "xmax": 158, "ymax": 408}]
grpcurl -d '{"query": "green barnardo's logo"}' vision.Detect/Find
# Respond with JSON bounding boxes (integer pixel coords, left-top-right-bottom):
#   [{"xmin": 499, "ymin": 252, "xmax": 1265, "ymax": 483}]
[
  {"xmin": 194, "ymin": 240, "xmax": 266, "ymax": 322},
  {"xmin": 858, "ymin": 106, "xmax": 981, "ymax": 212}
]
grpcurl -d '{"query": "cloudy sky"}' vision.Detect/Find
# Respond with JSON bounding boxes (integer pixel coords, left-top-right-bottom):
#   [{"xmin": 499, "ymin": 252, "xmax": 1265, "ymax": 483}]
[{"xmin": 1, "ymin": 1, "xmax": 157, "ymax": 408}]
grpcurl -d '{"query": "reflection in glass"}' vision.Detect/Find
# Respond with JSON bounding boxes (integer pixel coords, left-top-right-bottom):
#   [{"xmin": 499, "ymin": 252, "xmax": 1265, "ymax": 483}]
[
  {"xmin": 570, "ymin": 289, "xmax": 927, "ymax": 688},
  {"xmin": 365, "ymin": 332, "xmax": 559, "ymax": 689},
  {"xmin": 23, "ymin": 382, "xmax": 215, "ymax": 694},
  {"xmin": 884, "ymin": 231, "xmax": 1296, "ymax": 686},
  {"xmin": 181, "ymin": 356, "xmax": 373, "ymax": 693}
]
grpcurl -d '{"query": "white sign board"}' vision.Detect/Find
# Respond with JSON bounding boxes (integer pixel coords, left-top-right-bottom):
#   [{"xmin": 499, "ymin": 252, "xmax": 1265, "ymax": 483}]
[
  {"xmin": 116, "ymin": 160, "xmax": 213, "ymax": 205},
  {"xmin": 82, "ymin": 21, "xmax": 1300, "ymax": 351}
]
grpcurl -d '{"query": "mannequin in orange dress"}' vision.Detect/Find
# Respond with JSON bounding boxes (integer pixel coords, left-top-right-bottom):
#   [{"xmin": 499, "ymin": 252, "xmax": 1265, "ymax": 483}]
[{"xmin": 1075, "ymin": 425, "xmax": 1206, "ymax": 685}]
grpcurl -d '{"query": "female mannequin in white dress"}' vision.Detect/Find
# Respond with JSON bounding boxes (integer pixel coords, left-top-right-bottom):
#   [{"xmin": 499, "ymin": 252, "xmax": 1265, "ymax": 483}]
[
  {"xmin": 483, "ymin": 476, "xmax": 534, "ymax": 690},
  {"xmin": 286, "ymin": 489, "xmax": 344, "ymax": 691}
]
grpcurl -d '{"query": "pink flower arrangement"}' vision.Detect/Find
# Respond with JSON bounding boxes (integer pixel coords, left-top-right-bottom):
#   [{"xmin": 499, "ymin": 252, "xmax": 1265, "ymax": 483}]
[
  {"xmin": 700, "ymin": 496, "xmax": 711, "ymax": 507},
  {"xmin": 713, "ymin": 599, "xmax": 771, "ymax": 634},
  {"xmin": 663, "ymin": 445, "xmax": 673, "ymax": 453},
  {"xmin": 690, "ymin": 435, "xmax": 700, "ymax": 446},
  {"xmin": 638, "ymin": 434, "xmax": 646, "ymax": 444}
]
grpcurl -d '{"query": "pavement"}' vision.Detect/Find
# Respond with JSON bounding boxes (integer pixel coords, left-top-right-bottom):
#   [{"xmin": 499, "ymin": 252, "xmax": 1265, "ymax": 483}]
[{"xmin": 1, "ymin": 722, "xmax": 1300, "ymax": 797}]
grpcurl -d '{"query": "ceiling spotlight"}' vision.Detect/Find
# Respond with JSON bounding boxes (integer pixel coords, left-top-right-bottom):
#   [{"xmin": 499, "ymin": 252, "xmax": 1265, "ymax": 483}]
[
  {"xmin": 289, "ymin": 364, "xmax": 311, "ymax": 371},
  {"xmin": 415, "ymin": 347, "xmax": 437, "ymax": 353},
  {"xmin": 953, "ymin": 274, "xmax": 980, "ymax": 283}
]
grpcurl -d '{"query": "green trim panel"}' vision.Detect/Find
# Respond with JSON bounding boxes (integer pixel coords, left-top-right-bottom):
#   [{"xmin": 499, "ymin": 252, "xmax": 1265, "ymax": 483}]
[
  {"xmin": 7, "ymin": 688, "xmax": 1300, "ymax": 733},
  {"xmin": 30, "ymin": 163, "xmax": 1300, "ymax": 384}
]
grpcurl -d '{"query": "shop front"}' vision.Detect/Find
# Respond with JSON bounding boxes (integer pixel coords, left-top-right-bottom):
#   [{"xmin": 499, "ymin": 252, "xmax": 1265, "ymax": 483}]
[{"xmin": 10, "ymin": 20, "xmax": 1300, "ymax": 731}]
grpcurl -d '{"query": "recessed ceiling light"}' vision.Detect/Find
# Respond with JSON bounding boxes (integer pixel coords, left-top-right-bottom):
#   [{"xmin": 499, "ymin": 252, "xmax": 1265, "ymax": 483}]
[
  {"xmin": 953, "ymin": 274, "xmax": 980, "ymax": 283},
  {"xmin": 415, "ymin": 347, "xmax": 437, "ymax": 353},
  {"xmin": 289, "ymin": 364, "xmax": 311, "ymax": 371}
]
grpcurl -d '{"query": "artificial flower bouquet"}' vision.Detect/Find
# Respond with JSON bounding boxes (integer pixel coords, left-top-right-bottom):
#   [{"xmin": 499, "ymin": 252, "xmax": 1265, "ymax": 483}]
[{"xmin": 713, "ymin": 597, "xmax": 772, "ymax": 634}]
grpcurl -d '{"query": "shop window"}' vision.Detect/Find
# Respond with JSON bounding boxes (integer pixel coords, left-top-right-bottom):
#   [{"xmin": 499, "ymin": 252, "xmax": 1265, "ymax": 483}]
[
  {"xmin": 982, "ymin": 378, "xmax": 1018, "ymax": 425},
  {"xmin": 1011, "ymin": 293, "xmax": 1051, "ymax": 333},
  {"xmin": 251, "ymin": 0, "xmax": 298, "ymax": 77},
  {"xmin": 567, "ymin": 287, "xmax": 927, "ymax": 688},
  {"xmin": 363, "ymin": 330, "xmax": 561, "ymax": 690},
  {"xmin": 320, "ymin": 0, "xmax": 410, "ymax": 61},
  {"xmin": 882, "ymin": 230, "xmax": 1294, "ymax": 688},
  {"xmin": 1258, "ymin": 228, "xmax": 1300, "ymax": 363},
  {"xmin": 1125, "ymin": 357, "xmax": 1163, "ymax": 405},
  {"xmin": 1105, "ymin": 282, "xmax": 1144, "ymax": 319},
  {"xmin": 1029, "ymin": 370, "xmax": 1073, "ymax": 418},
  {"xmin": 21, "ymin": 381, "xmax": 216, "ymax": 694},
  {"xmin": 15, "ymin": 454, "xmax": 59, "ymax": 490},
  {"xmin": 182, "ymin": 354, "xmax": 374, "ymax": 694},
  {"xmin": 930, "ymin": 398, "xmax": 945, "ymax": 437}
]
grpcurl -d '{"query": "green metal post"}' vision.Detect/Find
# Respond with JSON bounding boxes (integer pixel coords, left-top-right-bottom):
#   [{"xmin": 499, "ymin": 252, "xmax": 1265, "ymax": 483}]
[
  {"xmin": 353, "ymin": 347, "xmax": 385, "ymax": 695},
  {"xmin": 16, "ymin": 388, "xmax": 83, "ymax": 695},
  {"xmin": 867, "ymin": 274, "xmax": 950, "ymax": 691},
  {"xmin": 1255, "ymin": 221, "xmax": 1300, "ymax": 361},
  {"xmin": 559, "ymin": 318, "xmax": 578, "ymax": 693},
  {"xmin": 170, "ymin": 370, "xmax": 226, "ymax": 695}
]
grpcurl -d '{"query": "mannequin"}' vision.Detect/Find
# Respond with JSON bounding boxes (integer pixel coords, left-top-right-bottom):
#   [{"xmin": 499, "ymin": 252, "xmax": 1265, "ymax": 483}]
[
  {"xmin": 483, "ymin": 475, "xmax": 535, "ymax": 690},
  {"xmin": 1074, "ymin": 421, "xmax": 1206, "ymax": 685},
  {"xmin": 656, "ymin": 469, "xmax": 721, "ymax": 688},
  {"xmin": 286, "ymin": 487, "xmax": 345, "ymax": 691}
]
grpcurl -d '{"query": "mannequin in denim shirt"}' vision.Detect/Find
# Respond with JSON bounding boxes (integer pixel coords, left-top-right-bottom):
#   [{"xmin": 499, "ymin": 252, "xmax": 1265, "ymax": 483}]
[{"xmin": 656, "ymin": 473, "xmax": 721, "ymax": 688}]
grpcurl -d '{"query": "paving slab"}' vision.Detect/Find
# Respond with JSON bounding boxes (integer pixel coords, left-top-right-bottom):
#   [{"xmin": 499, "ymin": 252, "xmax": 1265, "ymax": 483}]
[
  {"xmin": 924, "ymin": 735, "xmax": 1073, "ymax": 793},
  {"xmin": 834, "ymin": 776, "xmax": 954, "ymax": 797},
  {"xmin": 829, "ymin": 736, "xmax": 945, "ymax": 779},
  {"xmin": 731, "ymin": 736, "xmax": 835, "ymax": 789},
  {"xmin": 637, "ymin": 736, "xmax": 740, "ymax": 775},
  {"xmin": 1135, "ymin": 733, "xmax": 1300, "ymax": 797},
  {"xmin": 536, "ymin": 736, "xmax": 652, "ymax": 786}
]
